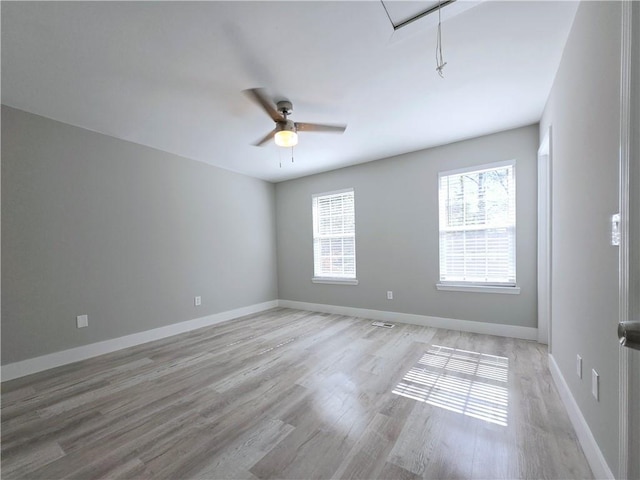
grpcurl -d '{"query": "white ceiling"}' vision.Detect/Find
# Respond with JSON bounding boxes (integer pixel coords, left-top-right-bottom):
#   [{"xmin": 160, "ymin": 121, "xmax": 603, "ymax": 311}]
[{"xmin": 1, "ymin": 1, "xmax": 578, "ymax": 183}]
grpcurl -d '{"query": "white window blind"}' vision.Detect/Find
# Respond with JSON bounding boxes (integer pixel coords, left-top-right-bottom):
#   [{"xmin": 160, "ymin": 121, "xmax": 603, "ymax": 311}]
[
  {"xmin": 312, "ymin": 189, "xmax": 356, "ymax": 279},
  {"xmin": 438, "ymin": 161, "xmax": 516, "ymax": 286}
]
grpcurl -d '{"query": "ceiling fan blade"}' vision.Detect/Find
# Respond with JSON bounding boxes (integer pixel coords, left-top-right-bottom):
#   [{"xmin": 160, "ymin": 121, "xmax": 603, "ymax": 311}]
[
  {"xmin": 295, "ymin": 122, "xmax": 347, "ymax": 133},
  {"xmin": 252, "ymin": 129, "xmax": 276, "ymax": 146},
  {"xmin": 244, "ymin": 88, "xmax": 283, "ymax": 123}
]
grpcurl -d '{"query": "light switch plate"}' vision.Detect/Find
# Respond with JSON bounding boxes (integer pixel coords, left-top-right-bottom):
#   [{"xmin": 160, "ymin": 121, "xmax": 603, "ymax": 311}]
[{"xmin": 611, "ymin": 213, "xmax": 621, "ymax": 246}]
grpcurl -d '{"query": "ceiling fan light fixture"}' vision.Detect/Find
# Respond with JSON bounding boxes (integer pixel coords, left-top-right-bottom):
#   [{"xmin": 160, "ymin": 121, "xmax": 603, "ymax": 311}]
[
  {"xmin": 244, "ymin": 89, "xmax": 345, "ymax": 148},
  {"xmin": 274, "ymin": 129, "xmax": 298, "ymax": 147}
]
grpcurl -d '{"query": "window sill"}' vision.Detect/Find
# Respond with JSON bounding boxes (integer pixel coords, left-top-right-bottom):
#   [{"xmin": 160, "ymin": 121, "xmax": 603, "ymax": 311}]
[
  {"xmin": 436, "ymin": 284, "xmax": 521, "ymax": 294},
  {"xmin": 312, "ymin": 277, "xmax": 359, "ymax": 286}
]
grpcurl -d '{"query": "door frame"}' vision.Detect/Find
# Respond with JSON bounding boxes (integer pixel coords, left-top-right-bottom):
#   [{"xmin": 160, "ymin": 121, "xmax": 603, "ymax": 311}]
[
  {"xmin": 538, "ymin": 128, "xmax": 552, "ymax": 347},
  {"xmin": 618, "ymin": 1, "xmax": 638, "ymax": 478}
]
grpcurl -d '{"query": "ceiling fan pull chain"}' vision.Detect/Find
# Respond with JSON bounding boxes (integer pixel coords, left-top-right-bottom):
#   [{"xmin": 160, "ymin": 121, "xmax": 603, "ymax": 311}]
[{"xmin": 291, "ymin": 146, "xmax": 294, "ymax": 163}]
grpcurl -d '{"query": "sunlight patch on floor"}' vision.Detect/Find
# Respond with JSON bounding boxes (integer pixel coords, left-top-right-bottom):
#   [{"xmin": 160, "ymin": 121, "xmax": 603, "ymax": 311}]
[{"xmin": 392, "ymin": 345, "xmax": 509, "ymax": 426}]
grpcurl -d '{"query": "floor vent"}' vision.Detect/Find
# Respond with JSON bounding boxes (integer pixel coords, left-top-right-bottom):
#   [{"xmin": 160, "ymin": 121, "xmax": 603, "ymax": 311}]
[{"xmin": 372, "ymin": 321, "xmax": 395, "ymax": 328}]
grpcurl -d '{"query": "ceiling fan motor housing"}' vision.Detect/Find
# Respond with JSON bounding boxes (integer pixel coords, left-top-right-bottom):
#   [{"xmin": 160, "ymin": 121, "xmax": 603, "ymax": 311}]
[{"xmin": 276, "ymin": 100, "xmax": 293, "ymax": 116}]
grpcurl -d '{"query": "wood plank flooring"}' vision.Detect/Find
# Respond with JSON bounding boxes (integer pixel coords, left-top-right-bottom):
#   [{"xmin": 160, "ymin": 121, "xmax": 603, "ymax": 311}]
[{"xmin": 1, "ymin": 308, "xmax": 593, "ymax": 479}]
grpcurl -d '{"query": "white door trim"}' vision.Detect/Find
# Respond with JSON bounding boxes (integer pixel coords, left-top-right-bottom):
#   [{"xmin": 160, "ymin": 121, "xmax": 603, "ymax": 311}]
[
  {"xmin": 537, "ymin": 127, "xmax": 552, "ymax": 347},
  {"xmin": 618, "ymin": 1, "xmax": 636, "ymax": 477}
]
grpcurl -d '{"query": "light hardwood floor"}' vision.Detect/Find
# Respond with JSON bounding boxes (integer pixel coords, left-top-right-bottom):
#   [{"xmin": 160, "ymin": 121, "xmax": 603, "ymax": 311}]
[{"xmin": 1, "ymin": 308, "xmax": 593, "ymax": 479}]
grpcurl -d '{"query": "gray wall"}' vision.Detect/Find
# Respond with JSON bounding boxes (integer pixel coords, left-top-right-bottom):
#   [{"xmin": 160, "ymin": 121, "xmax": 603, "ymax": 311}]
[
  {"xmin": 2, "ymin": 106, "xmax": 277, "ymax": 364},
  {"xmin": 539, "ymin": 1, "xmax": 621, "ymax": 474},
  {"xmin": 276, "ymin": 125, "xmax": 538, "ymax": 328}
]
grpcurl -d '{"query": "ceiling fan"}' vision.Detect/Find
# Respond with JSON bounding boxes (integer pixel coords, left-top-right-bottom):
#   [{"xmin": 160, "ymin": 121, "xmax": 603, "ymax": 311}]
[{"xmin": 244, "ymin": 88, "xmax": 347, "ymax": 148}]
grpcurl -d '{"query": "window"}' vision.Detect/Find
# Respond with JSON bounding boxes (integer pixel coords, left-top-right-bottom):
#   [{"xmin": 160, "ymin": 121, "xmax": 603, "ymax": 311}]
[
  {"xmin": 438, "ymin": 161, "xmax": 516, "ymax": 291},
  {"xmin": 312, "ymin": 189, "xmax": 357, "ymax": 284}
]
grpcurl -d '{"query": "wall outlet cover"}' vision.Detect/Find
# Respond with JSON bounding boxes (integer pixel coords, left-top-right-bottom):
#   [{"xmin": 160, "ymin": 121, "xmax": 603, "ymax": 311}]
[{"xmin": 76, "ymin": 315, "xmax": 88, "ymax": 328}]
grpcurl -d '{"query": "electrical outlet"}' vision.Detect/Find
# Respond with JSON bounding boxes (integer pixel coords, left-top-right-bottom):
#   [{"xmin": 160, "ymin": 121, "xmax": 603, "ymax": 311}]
[
  {"xmin": 194, "ymin": 296, "xmax": 201, "ymax": 306},
  {"xmin": 76, "ymin": 314, "xmax": 88, "ymax": 328},
  {"xmin": 592, "ymin": 369, "xmax": 599, "ymax": 401},
  {"xmin": 387, "ymin": 291, "xmax": 393, "ymax": 300},
  {"xmin": 577, "ymin": 355, "xmax": 582, "ymax": 379}
]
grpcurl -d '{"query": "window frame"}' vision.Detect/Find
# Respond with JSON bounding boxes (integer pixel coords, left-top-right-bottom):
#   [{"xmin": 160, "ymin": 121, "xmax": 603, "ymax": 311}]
[
  {"xmin": 311, "ymin": 188, "xmax": 358, "ymax": 285},
  {"xmin": 436, "ymin": 160, "xmax": 519, "ymax": 294}
]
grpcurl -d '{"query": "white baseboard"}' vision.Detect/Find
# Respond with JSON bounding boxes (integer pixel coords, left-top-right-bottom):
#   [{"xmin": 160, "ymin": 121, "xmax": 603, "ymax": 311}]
[
  {"xmin": 548, "ymin": 354, "xmax": 614, "ymax": 479},
  {"xmin": 1, "ymin": 300, "xmax": 278, "ymax": 382},
  {"xmin": 277, "ymin": 300, "xmax": 538, "ymax": 341}
]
